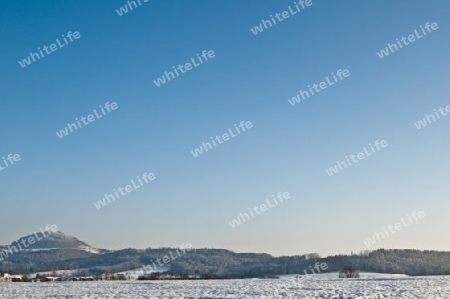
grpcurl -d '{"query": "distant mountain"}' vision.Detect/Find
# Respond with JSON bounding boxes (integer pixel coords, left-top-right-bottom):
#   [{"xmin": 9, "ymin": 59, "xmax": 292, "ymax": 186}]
[
  {"xmin": 1, "ymin": 231, "xmax": 450, "ymax": 277},
  {"xmin": 4, "ymin": 231, "xmax": 102, "ymax": 254},
  {"xmin": 0, "ymin": 231, "xmax": 110, "ymax": 274}
]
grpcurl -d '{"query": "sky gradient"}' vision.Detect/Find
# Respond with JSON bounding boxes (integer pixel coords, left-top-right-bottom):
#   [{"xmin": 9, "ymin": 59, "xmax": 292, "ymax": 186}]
[{"xmin": 1, "ymin": 0, "xmax": 449, "ymax": 257}]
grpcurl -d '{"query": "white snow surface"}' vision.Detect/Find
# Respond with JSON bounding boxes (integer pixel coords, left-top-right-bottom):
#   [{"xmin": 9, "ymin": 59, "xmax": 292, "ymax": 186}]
[
  {"xmin": 118, "ymin": 266, "xmax": 171, "ymax": 279},
  {"xmin": 76, "ymin": 245, "xmax": 99, "ymax": 254},
  {"xmin": 0, "ymin": 273, "xmax": 449, "ymax": 298}
]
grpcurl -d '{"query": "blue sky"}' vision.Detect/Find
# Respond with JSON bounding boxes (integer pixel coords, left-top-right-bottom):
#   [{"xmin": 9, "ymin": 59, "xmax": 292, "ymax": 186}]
[{"xmin": 1, "ymin": 0, "xmax": 449, "ymax": 256}]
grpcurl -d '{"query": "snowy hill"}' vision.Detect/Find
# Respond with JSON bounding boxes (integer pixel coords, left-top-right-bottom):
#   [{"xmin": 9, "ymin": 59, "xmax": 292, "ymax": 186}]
[{"xmin": 2, "ymin": 231, "xmax": 103, "ymax": 254}]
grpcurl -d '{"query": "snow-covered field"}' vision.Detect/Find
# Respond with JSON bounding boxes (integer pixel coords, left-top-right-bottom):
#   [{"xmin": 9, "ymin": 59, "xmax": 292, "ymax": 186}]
[{"xmin": 0, "ymin": 273, "xmax": 449, "ymax": 299}]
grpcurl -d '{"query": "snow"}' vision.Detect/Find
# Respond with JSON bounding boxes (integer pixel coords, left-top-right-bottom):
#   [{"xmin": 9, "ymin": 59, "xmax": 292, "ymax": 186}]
[
  {"xmin": 20, "ymin": 248, "xmax": 57, "ymax": 252},
  {"xmin": 18, "ymin": 245, "xmax": 99, "ymax": 254},
  {"xmin": 0, "ymin": 273, "xmax": 449, "ymax": 298},
  {"xmin": 119, "ymin": 266, "xmax": 171, "ymax": 279},
  {"xmin": 76, "ymin": 245, "xmax": 99, "ymax": 254}
]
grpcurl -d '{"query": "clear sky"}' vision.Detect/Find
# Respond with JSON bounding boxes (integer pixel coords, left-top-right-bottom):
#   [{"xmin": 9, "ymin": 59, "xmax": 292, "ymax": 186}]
[{"xmin": 1, "ymin": 0, "xmax": 449, "ymax": 257}]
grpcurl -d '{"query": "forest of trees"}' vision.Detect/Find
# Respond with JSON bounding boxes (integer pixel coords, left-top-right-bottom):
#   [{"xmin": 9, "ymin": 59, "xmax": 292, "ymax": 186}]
[
  {"xmin": 2, "ymin": 248, "xmax": 450, "ymax": 278},
  {"xmin": 169, "ymin": 248, "xmax": 450, "ymax": 278}
]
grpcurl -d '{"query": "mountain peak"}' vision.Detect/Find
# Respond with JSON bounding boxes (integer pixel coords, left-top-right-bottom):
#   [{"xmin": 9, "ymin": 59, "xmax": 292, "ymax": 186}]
[{"xmin": 7, "ymin": 230, "xmax": 99, "ymax": 253}]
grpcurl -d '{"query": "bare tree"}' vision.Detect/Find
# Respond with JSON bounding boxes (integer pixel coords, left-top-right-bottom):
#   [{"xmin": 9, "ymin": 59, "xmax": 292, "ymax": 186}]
[{"xmin": 339, "ymin": 266, "xmax": 360, "ymax": 278}]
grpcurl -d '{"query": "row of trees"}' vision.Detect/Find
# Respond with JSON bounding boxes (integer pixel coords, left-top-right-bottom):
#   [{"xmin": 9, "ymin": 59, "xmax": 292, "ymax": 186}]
[{"xmin": 3, "ymin": 248, "xmax": 450, "ymax": 278}]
